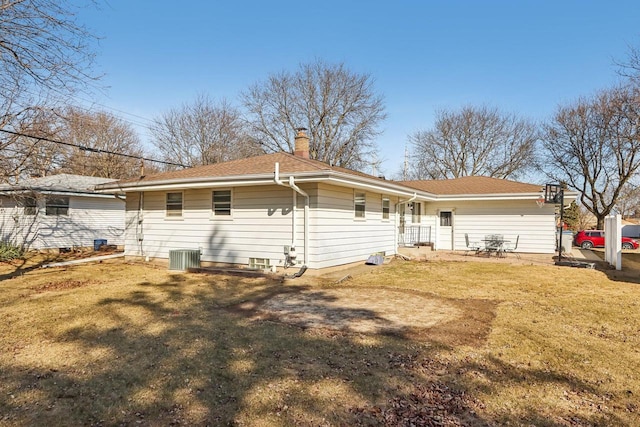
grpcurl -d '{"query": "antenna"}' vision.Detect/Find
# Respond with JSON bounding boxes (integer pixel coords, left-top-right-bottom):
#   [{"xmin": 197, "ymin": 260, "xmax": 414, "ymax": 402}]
[
  {"xmin": 403, "ymin": 144, "xmax": 409, "ymax": 180},
  {"xmin": 371, "ymin": 152, "xmax": 378, "ymax": 176}
]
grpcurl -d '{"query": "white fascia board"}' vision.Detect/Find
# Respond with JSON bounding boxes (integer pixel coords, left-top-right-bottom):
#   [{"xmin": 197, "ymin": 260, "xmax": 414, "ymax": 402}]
[
  {"xmin": 96, "ymin": 170, "xmax": 433, "ymax": 199},
  {"xmin": 432, "ymin": 193, "xmax": 541, "ymax": 202},
  {"xmin": 97, "ymin": 177, "xmax": 278, "ymax": 193},
  {"xmin": 315, "ymin": 176, "xmax": 433, "ymax": 199},
  {"xmin": 0, "ymin": 189, "xmax": 116, "ymax": 199},
  {"xmin": 40, "ymin": 190, "xmax": 118, "ymax": 198},
  {"xmin": 430, "ymin": 191, "xmax": 578, "ymax": 202}
]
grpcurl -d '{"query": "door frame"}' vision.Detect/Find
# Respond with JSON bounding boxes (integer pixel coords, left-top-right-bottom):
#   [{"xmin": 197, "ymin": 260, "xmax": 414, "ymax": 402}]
[{"xmin": 436, "ymin": 208, "xmax": 455, "ymax": 250}]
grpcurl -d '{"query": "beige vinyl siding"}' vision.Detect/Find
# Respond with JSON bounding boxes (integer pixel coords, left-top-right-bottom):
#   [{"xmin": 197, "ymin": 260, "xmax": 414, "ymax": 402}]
[
  {"xmin": 0, "ymin": 195, "xmax": 124, "ymax": 249},
  {"xmin": 426, "ymin": 200, "xmax": 556, "ymax": 253},
  {"xmin": 309, "ymin": 183, "xmax": 396, "ymax": 269},
  {"xmin": 131, "ymin": 186, "xmax": 302, "ymax": 267}
]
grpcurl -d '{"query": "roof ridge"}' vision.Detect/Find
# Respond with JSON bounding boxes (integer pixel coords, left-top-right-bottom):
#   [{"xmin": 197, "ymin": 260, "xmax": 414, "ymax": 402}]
[{"xmin": 276, "ymin": 152, "xmax": 333, "ymax": 171}]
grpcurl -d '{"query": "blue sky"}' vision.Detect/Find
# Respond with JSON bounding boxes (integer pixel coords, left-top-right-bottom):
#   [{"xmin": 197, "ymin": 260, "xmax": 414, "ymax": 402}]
[{"xmin": 78, "ymin": 1, "xmax": 640, "ymax": 177}]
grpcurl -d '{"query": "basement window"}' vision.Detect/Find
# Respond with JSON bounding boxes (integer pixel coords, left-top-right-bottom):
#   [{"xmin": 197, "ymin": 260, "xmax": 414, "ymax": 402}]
[{"xmin": 249, "ymin": 257, "xmax": 271, "ymax": 269}]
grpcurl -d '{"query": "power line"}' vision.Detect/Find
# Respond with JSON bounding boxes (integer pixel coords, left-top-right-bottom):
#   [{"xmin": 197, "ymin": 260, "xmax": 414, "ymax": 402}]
[
  {"xmin": 13, "ymin": 88, "xmax": 158, "ymax": 136},
  {"xmin": 0, "ymin": 128, "xmax": 187, "ymax": 168},
  {"xmin": 10, "ymin": 94, "xmax": 156, "ymax": 134}
]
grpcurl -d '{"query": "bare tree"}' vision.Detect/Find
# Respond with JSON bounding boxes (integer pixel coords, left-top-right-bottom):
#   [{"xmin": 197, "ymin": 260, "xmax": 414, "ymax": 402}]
[
  {"xmin": 242, "ymin": 59, "xmax": 386, "ymax": 170},
  {"xmin": 407, "ymin": 105, "xmax": 538, "ymax": 180},
  {"xmin": 58, "ymin": 107, "xmax": 147, "ymax": 179},
  {"xmin": 0, "ymin": 0, "xmax": 99, "ymax": 181},
  {"xmin": 541, "ymin": 85, "xmax": 640, "ymax": 229},
  {"xmin": 0, "ymin": 106, "xmax": 67, "ymax": 182},
  {"xmin": 1, "ymin": 107, "xmax": 150, "ymax": 180},
  {"xmin": 0, "ymin": 0, "xmax": 98, "ymax": 97},
  {"xmin": 151, "ymin": 95, "xmax": 259, "ymax": 168},
  {"xmin": 613, "ymin": 182, "xmax": 640, "ymax": 219}
]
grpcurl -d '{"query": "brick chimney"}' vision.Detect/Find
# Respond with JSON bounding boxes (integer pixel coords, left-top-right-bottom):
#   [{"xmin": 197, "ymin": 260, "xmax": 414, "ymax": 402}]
[{"xmin": 294, "ymin": 128, "xmax": 310, "ymax": 159}]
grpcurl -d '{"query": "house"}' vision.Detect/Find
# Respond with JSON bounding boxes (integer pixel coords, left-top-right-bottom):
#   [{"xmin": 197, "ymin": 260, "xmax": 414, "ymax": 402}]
[
  {"xmin": 96, "ymin": 130, "xmax": 570, "ymax": 271},
  {"xmin": 0, "ymin": 174, "xmax": 125, "ymax": 250},
  {"xmin": 396, "ymin": 177, "xmax": 564, "ymax": 253}
]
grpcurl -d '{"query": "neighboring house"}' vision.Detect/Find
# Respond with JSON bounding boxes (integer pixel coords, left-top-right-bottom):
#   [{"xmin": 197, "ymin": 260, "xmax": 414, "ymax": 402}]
[
  {"xmin": 96, "ymin": 130, "xmax": 572, "ymax": 271},
  {"xmin": 622, "ymin": 220, "xmax": 640, "ymax": 238},
  {"xmin": 0, "ymin": 174, "xmax": 125, "ymax": 250}
]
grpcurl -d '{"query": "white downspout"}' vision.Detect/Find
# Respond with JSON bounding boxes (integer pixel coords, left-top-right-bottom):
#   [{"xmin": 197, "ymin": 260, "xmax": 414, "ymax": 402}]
[
  {"xmin": 274, "ymin": 163, "xmax": 309, "ymax": 266},
  {"xmin": 292, "ymin": 180, "xmax": 297, "ymax": 246},
  {"xmin": 288, "ymin": 175, "xmax": 309, "ymax": 266},
  {"xmin": 138, "ymin": 191, "xmax": 145, "ymax": 257},
  {"xmin": 395, "ymin": 193, "xmax": 417, "ymax": 254}
]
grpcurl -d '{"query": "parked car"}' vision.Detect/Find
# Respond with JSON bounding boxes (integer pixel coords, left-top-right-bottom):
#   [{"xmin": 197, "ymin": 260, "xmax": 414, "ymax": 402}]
[{"xmin": 574, "ymin": 230, "xmax": 639, "ymax": 250}]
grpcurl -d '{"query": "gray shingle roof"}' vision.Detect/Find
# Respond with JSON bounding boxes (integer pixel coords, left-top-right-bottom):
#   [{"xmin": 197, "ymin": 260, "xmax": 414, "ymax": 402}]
[{"xmin": 0, "ymin": 174, "xmax": 117, "ymax": 194}]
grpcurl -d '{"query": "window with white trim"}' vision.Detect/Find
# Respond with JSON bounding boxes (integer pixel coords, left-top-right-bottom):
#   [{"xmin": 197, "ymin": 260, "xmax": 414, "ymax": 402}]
[
  {"xmin": 382, "ymin": 197, "xmax": 390, "ymax": 220},
  {"xmin": 355, "ymin": 192, "xmax": 366, "ymax": 218},
  {"xmin": 412, "ymin": 202, "xmax": 421, "ymax": 224},
  {"xmin": 166, "ymin": 192, "xmax": 183, "ymax": 217},
  {"xmin": 212, "ymin": 190, "xmax": 232, "ymax": 216},
  {"xmin": 45, "ymin": 196, "xmax": 68, "ymax": 216}
]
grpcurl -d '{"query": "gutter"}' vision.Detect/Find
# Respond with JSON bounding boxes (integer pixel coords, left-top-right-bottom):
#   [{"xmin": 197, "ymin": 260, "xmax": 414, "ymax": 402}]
[
  {"xmin": 274, "ymin": 163, "xmax": 309, "ymax": 267},
  {"xmin": 96, "ymin": 170, "xmax": 428, "ymax": 199},
  {"xmin": 0, "ymin": 189, "xmax": 117, "ymax": 199}
]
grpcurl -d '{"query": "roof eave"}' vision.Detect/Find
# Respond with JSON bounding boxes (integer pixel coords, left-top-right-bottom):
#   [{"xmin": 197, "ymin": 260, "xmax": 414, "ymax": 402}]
[
  {"xmin": 95, "ymin": 170, "xmax": 433, "ymax": 199},
  {"xmin": 0, "ymin": 188, "xmax": 116, "ymax": 198},
  {"xmin": 430, "ymin": 190, "xmax": 578, "ymax": 202}
]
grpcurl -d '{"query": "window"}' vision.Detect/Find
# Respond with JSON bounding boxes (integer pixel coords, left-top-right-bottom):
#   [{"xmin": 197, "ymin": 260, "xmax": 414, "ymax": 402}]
[
  {"xmin": 23, "ymin": 196, "xmax": 37, "ymax": 215},
  {"xmin": 45, "ymin": 196, "xmax": 69, "ymax": 216},
  {"xmin": 212, "ymin": 190, "xmax": 232, "ymax": 216},
  {"xmin": 355, "ymin": 192, "xmax": 366, "ymax": 218},
  {"xmin": 412, "ymin": 202, "xmax": 421, "ymax": 224},
  {"xmin": 249, "ymin": 257, "xmax": 271, "ymax": 269},
  {"xmin": 440, "ymin": 211, "xmax": 452, "ymax": 226},
  {"xmin": 382, "ymin": 197, "xmax": 390, "ymax": 220},
  {"xmin": 166, "ymin": 192, "xmax": 183, "ymax": 217}
]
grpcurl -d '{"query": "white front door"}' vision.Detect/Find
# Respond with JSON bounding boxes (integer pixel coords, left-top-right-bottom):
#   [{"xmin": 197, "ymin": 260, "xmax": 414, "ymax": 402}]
[{"xmin": 438, "ymin": 210, "xmax": 454, "ymax": 250}]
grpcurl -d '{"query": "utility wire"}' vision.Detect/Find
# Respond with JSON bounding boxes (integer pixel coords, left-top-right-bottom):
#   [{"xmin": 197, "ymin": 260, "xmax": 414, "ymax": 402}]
[{"xmin": 0, "ymin": 128, "xmax": 187, "ymax": 168}]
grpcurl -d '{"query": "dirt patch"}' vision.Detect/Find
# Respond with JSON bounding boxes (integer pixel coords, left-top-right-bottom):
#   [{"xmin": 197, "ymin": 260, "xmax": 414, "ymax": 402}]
[
  {"xmin": 236, "ymin": 286, "xmax": 495, "ymax": 346},
  {"xmin": 29, "ymin": 279, "xmax": 99, "ymax": 293}
]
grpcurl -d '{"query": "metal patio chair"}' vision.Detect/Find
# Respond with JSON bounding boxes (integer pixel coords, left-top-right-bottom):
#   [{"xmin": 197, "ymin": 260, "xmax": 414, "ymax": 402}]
[{"xmin": 465, "ymin": 233, "xmax": 481, "ymax": 255}]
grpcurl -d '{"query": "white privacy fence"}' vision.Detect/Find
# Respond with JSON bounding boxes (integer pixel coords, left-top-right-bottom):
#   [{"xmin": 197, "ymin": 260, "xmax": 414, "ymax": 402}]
[{"xmin": 604, "ymin": 213, "xmax": 621, "ymax": 271}]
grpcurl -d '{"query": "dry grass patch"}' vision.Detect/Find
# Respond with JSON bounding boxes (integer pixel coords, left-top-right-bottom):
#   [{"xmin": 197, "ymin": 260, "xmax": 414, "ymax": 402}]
[
  {"xmin": 342, "ymin": 259, "xmax": 640, "ymax": 426},
  {"xmin": 1, "ymin": 256, "xmax": 639, "ymax": 426}
]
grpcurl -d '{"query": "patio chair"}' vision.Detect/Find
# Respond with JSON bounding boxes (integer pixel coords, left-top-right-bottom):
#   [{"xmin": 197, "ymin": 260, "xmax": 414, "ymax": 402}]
[
  {"xmin": 465, "ymin": 233, "xmax": 481, "ymax": 255},
  {"xmin": 503, "ymin": 235, "xmax": 520, "ymax": 259}
]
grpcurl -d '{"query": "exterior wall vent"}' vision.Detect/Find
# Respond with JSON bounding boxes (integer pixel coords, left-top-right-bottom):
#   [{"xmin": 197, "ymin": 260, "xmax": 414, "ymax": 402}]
[{"xmin": 169, "ymin": 249, "xmax": 201, "ymax": 271}]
